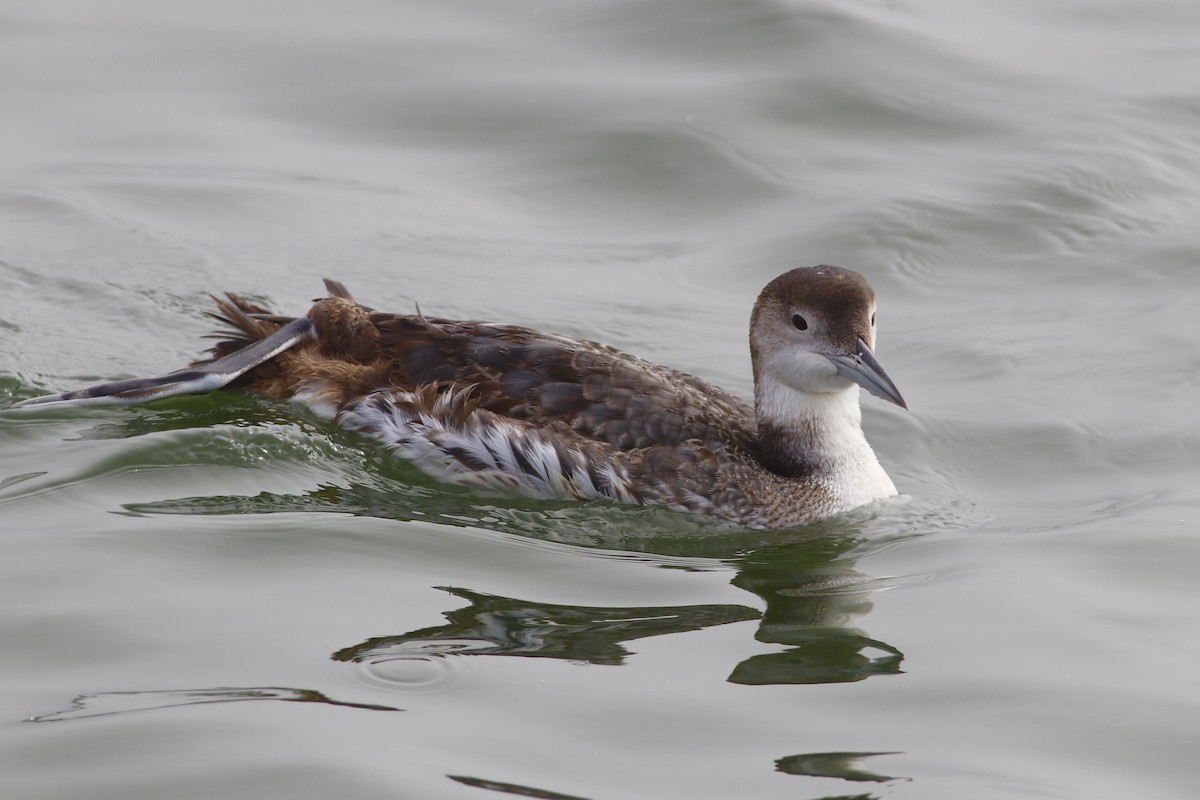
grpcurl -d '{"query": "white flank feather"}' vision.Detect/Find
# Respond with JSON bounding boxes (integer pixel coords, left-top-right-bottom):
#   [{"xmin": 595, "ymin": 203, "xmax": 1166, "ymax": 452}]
[{"xmin": 336, "ymin": 388, "xmax": 638, "ymax": 504}]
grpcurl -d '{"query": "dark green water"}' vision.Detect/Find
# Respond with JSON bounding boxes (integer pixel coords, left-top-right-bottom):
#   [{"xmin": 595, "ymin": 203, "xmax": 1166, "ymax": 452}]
[{"xmin": 3, "ymin": 1, "xmax": 1199, "ymax": 798}]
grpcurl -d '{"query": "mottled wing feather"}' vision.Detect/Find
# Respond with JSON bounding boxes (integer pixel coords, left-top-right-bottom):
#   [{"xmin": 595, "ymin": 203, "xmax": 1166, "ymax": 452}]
[
  {"xmin": 337, "ymin": 384, "xmax": 643, "ymax": 505},
  {"xmin": 371, "ymin": 313, "xmax": 758, "ymax": 455},
  {"xmin": 186, "ymin": 288, "xmax": 803, "ymax": 527}
]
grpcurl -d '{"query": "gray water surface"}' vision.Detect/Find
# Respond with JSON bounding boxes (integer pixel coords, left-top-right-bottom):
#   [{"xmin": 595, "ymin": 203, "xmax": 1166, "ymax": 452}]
[{"xmin": 3, "ymin": 1, "xmax": 1199, "ymax": 798}]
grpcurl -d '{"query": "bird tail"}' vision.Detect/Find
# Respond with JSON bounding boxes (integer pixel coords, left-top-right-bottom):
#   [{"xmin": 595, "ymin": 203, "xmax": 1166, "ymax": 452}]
[{"xmin": 14, "ymin": 294, "xmax": 317, "ymax": 409}]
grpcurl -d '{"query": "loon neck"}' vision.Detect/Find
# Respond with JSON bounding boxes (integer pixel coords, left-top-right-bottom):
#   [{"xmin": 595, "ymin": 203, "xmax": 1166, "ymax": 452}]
[{"xmin": 753, "ymin": 376, "xmax": 893, "ymax": 495}]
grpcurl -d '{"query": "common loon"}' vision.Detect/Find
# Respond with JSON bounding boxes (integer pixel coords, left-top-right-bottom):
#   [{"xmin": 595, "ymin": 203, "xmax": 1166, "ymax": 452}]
[{"xmin": 17, "ymin": 265, "xmax": 907, "ymax": 529}]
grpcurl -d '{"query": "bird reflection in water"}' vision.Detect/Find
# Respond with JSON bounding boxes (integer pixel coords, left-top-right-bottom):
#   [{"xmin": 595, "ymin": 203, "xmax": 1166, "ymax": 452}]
[{"xmin": 335, "ymin": 529, "xmax": 904, "ymax": 687}]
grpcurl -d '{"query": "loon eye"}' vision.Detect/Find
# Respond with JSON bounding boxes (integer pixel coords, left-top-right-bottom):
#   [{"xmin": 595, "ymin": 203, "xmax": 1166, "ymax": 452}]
[{"xmin": 791, "ymin": 314, "xmax": 808, "ymax": 331}]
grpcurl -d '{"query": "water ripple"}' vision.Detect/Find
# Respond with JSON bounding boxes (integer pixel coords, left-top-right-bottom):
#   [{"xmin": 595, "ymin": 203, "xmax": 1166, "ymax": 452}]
[
  {"xmin": 342, "ymin": 641, "xmax": 480, "ymax": 696},
  {"xmin": 28, "ymin": 686, "xmax": 399, "ymax": 723}
]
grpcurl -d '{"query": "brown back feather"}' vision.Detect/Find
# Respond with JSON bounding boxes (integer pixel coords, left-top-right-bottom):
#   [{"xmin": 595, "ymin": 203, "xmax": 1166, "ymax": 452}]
[
  {"xmin": 371, "ymin": 313, "xmax": 758, "ymax": 455},
  {"xmin": 194, "ymin": 285, "xmax": 760, "ymax": 458}
]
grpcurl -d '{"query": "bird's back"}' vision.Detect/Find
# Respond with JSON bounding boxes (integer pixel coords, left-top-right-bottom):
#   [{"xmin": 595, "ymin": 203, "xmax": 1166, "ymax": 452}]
[{"xmin": 205, "ymin": 287, "xmax": 760, "ymax": 458}]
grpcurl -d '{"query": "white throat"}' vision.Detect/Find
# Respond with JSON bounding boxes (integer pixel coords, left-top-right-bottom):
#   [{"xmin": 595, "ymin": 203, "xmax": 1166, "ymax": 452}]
[{"xmin": 754, "ymin": 373, "xmax": 897, "ymax": 509}]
